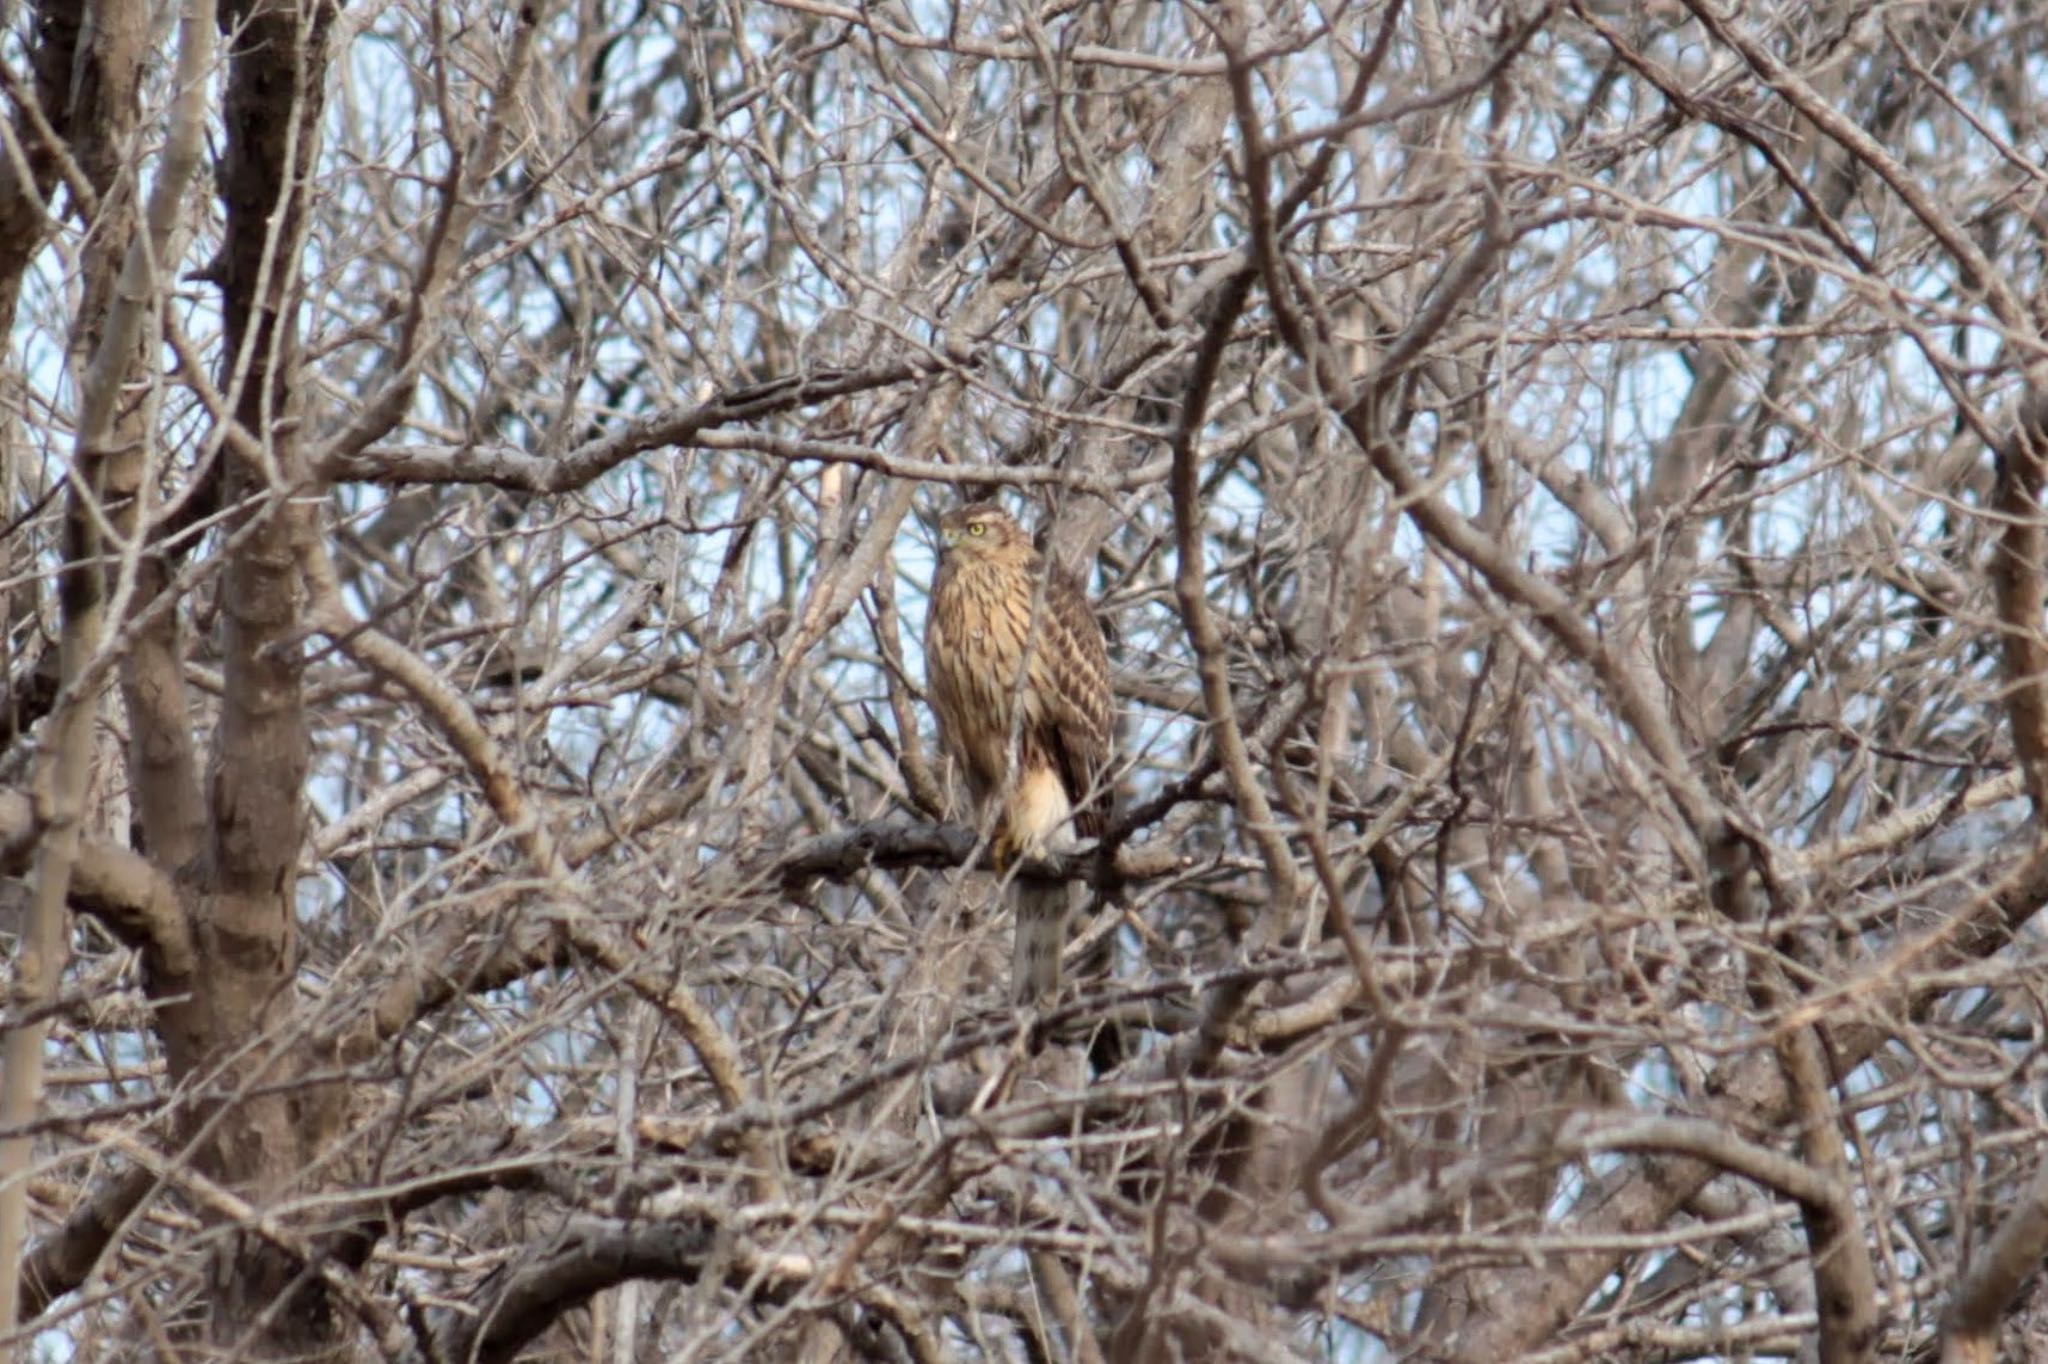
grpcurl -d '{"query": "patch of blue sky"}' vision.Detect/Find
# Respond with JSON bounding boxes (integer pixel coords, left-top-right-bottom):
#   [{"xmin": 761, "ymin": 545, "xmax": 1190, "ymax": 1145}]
[
  {"xmin": 511, "ymin": 1009, "xmax": 595, "ymax": 1125},
  {"xmin": 299, "ymin": 753, "xmax": 479, "ymax": 908},
  {"xmin": 1301, "ymin": 1289, "xmax": 1392, "ymax": 1363},
  {"xmin": 14, "ymin": 258, "xmax": 74, "ymax": 465},
  {"xmin": 0, "ymin": 11, "xmax": 28, "ymax": 70},
  {"xmin": 1616, "ymin": 1045, "xmax": 1690, "ymax": 1112},
  {"xmin": 1550, "ymin": 1149, "xmax": 1600, "ymax": 1216}
]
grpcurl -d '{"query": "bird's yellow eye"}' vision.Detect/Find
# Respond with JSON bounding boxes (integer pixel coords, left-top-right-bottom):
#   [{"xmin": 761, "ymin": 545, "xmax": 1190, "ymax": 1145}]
[{"xmin": 967, "ymin": 522, "xmax": 986, "ymax": 536}]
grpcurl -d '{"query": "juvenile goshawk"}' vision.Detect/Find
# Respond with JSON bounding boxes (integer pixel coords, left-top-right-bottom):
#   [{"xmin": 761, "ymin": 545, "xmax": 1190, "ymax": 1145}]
[{"xmin": 925, "ymin": 502, "xmax": 1113, "ymax": 1003}]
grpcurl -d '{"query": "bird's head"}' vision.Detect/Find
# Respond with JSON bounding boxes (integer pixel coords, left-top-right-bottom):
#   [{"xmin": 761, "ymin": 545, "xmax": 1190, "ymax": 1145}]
[{"xmin": 937, "ymin": 502, "xmax": 1031, "ymax": 562}]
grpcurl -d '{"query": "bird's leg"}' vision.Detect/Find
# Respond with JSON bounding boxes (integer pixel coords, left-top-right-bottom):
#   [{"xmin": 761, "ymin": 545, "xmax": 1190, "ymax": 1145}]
[
  {"xmin": 992, "ymin": 818, "xmax": 1025, "ymax": 877},
  {"xmin": 995, "ymin": 818, "xmax": 1064, "ymax": 877}
]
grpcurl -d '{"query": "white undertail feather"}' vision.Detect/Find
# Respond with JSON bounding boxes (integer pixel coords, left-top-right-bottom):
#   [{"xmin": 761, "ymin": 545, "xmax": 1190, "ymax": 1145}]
[{"xmin": 1006, "ymin": 767, "xmax": 1075, "ymax": 856}]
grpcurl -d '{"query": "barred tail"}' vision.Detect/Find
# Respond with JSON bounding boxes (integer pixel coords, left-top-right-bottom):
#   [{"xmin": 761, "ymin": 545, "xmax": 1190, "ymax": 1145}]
[{"xmin": 1012, "ymin": 874, "xmax": 1072, "ymax": 1004}]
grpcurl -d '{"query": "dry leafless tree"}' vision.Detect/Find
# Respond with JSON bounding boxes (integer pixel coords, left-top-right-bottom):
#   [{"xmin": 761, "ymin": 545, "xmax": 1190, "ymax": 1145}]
[{"xmin": 10, "ymin": 0, "xmax": 2048, "ymax": 1360}]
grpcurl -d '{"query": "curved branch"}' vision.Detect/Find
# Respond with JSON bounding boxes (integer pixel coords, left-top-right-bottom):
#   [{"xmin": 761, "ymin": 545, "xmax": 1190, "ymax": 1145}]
[
  {"xmin": 436, "ymin": 1211, "xmax": 945, "ymax": 1364},
  {"xmin": 16, "ymin": 1165, "xmax": 155, "ymax": 1325},
  {"xmin": 1167, "ymin": 265, "xmax": 1295, "ymax": 932},
  {"xmin": 302, "ymin": 535, "xmax": 756, "ymax": 1113},
  {"xmin": 435, "ymin": 1218, "xmax": 724, "ymax": 1364},
  {"xmin": 0, "ymin": 790, "xmax": 191, "ymax": 970},
  {"xmin": 1558, "ymin": 1114, "xmax": 1851, "ymax": 1223},
  {"xmin": 322, "ymin": 361, "xmax": 939, "ymax": 489}
]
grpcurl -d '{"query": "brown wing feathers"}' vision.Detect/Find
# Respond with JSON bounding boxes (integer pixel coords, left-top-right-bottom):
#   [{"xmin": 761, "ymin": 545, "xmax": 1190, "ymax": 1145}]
[{"xmin": 1039, "ymin": 569, "xmax": 1112, "ymax": 839}]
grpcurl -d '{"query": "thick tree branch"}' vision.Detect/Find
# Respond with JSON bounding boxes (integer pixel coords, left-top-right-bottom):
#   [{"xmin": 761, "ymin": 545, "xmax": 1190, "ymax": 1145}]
[
  {"xmin": 15, "ymin": 1165, "xmax": 155, "ymax": 1325},
  {"xmin": 768, "ymin": 819, "xmax": 1190, "ymax": 889},
  {"xmin": 0, "ymin": 790, "xmax": 190, "ymax": 970},
  {"xmin": 1774, "ymin": 1026, "xmax": 1879, "ymax": 1364},
  {"xmin": 1990, "ymin": 388, "xmax": 2048, "ymax": 810},
  {"xmin": 1934, "ymin": 384, "xmax": 2048, "ymax": 1363},
  {"xmin": 432, "ymin": 1218, "xmax": 723, "ymax": 1364},
  {"xmin": 0, "ymin": 0, "xmax": 212, "ymax": 1332},
  {"xmin": 0, "ymin": 4, "xmax": 85, "ymax": 315},
  {"xmin": 1943, "ymin": 1152, "xmax": 2048, "ymax": 1364}
]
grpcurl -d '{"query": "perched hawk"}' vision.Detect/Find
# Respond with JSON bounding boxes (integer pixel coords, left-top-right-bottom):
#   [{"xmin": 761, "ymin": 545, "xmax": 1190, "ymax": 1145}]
[{"xmin": 925, "ymin": 502, "xmax": 1113, "ymax": 1003}]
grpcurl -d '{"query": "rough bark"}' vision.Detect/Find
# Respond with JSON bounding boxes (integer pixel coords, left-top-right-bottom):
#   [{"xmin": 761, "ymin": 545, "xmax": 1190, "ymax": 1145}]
[{"xmin": 164, "ymin": 0, "xmax": 339, "ymax": 1355}]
